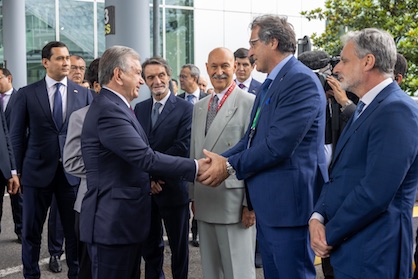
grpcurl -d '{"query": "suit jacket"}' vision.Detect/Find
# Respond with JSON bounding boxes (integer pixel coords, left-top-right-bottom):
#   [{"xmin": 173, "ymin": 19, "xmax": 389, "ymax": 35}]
[
  {"xmin": 80, "ymin": 88, "xmax": 196, "ymax": 245},
  {"xmin": 10, "ymin": 78, "xmax": 92, "ymax": 187},
  {"xmin": 63, "ymin": 106, "xmax": 90, "ymax": 213},
  {"xmin": 177, "ymin": 91, "xmax": 207, "ymax": 101},
  {"xmin": 4, "ymin": 89, "xmax": 17, "ymax": 128},
  {"xmin": 223, "ymin": 56, "xmax": 328, "ymax": 227},
  {"xmin": 134, "ymin": 93, "xmax": 193, "ymax": 207},
  {"xmin": 315, "ymin": 82, "xmax": 418, "ymax": 278},
  {"xmin": 190, "ymin": 87, "xmax": 255, "ymax": 224},
  {"xmin": 0, "ymin": 105, "xmax": 15, "ymax": 180}
]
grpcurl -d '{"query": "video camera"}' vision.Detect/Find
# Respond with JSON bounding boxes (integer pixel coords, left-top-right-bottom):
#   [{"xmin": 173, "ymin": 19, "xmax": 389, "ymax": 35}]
[{"xmin": 298, "ymin": 50, "xmax": 340, "ymax": 92}]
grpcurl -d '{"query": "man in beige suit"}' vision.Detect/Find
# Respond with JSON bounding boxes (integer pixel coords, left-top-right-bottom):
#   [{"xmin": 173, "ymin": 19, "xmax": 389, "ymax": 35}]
[{"xmin": 190, "ymin": 47, "xmax": 256, "ymax": 278}]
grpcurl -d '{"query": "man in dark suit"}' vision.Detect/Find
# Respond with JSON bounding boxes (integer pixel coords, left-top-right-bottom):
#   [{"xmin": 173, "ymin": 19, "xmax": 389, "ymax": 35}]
[
  {"xmin": 177, "ymin": 64, "xmax": 207, "ymax": 105},
  {"xmin": 134, "ymin": 56, "xmax": 193, "ymax": 279},
  {"xmin": 310, "ymin": 28, "xmax": 418, "ymax": 279},
  {"xmin": 234, "ymin": 48, "xmax": 262, "ymax": 95},
  {"xmin": 0, "ymin": 68, "xmax": 23, "ymax": 243},
  {"xmin": 198, "ymin": 15, "xmax": 327, "ymax": 279},
  {"xmin": 80, "ymin": 46, "xmax": 207, "ymax": 279},
  {"xmin": 10, "ymin": 41, "xmax": 92, "ymax": 279}
]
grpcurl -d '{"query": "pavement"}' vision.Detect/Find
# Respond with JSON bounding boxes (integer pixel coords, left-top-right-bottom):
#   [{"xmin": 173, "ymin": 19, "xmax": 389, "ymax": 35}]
[{"xmin": 15, "ymin": 192, "xmax": 418, "ymax": 278}]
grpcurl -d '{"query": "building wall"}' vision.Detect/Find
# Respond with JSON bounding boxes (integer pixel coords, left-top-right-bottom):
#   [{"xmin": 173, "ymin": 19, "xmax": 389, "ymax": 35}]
[{"xmin": 193, "ymin": 0, "xmax": 325, "ymax": 85}]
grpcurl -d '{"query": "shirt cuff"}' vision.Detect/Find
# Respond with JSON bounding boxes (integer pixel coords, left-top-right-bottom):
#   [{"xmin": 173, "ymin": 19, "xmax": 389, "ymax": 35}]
[
  {"xmin": 309, "ymin": 212, "xmax": 324, "ymax": 224},
  {"xmin": 11, "ymin": 170, "xmax": 17, "ymax": 175},
  {"xmin": 193, "ymin": 159, "xmax": 198, "ymax": 180}
]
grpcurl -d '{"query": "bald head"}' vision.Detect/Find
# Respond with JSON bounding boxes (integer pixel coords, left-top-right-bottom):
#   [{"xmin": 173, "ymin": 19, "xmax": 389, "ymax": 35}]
[{"xmin": 206, "ymin": 48, "xmax": 236, "ymax": 93}]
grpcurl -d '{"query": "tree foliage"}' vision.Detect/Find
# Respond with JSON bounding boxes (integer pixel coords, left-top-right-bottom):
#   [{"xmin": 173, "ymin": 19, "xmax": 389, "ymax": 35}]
[{"xmin": 301, "ymin": 0, "xmax": 418, "ymax": 94}]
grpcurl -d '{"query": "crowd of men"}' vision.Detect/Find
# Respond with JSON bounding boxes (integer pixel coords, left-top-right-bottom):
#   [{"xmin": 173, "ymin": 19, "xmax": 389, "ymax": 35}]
[{"xmin": 1, "ymin": 13, "xmax": 418, "ymax": 279}]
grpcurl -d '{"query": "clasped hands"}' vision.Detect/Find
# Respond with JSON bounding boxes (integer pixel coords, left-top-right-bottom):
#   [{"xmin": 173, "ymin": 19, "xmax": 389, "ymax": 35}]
[{"xmin": 196, "ymin": 149, "xmax": 229, "ymax": 187}]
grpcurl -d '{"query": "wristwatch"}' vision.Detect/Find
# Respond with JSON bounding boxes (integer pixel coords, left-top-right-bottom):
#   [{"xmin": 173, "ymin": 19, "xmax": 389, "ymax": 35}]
[
  {"xmin": 226, "ymin": 160, "xmax": 236, "ymax": 176},
  {"xmin": 341, "ymin": 99, "xmax": 353, "ymax": 112}
]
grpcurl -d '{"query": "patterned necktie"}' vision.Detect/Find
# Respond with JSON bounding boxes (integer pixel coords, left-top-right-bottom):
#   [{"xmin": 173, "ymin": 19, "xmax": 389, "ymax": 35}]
[
  {"xmin": 352, "ymin": 101, "xmax": 365, "ymax": 122},
  {"xmin": 187, "ymin": 94, "xmax": 195, "ymax": 104},
  {"xmin": 238, "ymin": 83, "xmax": 245, "ymax": 89},
  {"xmin": 205, "ymin": 95, "xmax": 219, "ymax": 134},
  {"xmin": 53, "ymin": 83, "xmax": 63, "ymax": 129},
  {"xmin": 151, "ymin": 102, "xmax": 162, "ymax": 128}
]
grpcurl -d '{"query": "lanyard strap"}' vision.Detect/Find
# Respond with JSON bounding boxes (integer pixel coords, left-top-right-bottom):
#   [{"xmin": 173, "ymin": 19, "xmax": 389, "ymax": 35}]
[{"xmin": 207, "ymin": 82, "xmax": 236, "ymax": 112}]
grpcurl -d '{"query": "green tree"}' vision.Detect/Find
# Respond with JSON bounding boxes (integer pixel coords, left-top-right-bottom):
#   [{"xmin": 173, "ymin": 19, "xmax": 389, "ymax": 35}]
[{"xmin": 301, "ymin": 0, "xmax": 418, "ymax": 94}]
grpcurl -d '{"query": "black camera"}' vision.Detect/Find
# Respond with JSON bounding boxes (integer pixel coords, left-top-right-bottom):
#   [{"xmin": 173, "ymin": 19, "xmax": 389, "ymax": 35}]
[{"xmin": 317, "ymin": 56, "xmax": 340, "ymax": 92}]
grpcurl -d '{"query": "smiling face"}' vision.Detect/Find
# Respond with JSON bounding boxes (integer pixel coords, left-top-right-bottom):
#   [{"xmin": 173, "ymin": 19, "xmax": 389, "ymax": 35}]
[
  {"xmin": 206, "ymin": 48, "xmax": 236, "ymax": 93},
  {"xmin": 143, "ymin": 64, "xmax": 170, "ymax": 101},
  {"xmin": 42, "ymin": 47, "xmax": 70, "ymax": 81},
  {"xmin": 119, "ymin": 58, "xmax": 145, "ymax": 102}
]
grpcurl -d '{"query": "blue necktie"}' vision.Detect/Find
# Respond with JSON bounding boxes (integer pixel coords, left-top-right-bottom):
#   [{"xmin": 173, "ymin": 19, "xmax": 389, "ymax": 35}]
[
  {"xmin": 259, "ymin": 79, "xmax": 272, "ymax": 104},
  {"xmin": 53, "ymin": 83, "xmax": 63, "ymax": 129},
  {"xmin": 151, "ymin": 102, "xmax": 162, "ymax": 128},
  {"xmin": 187, "ymin": 94, "xmax": 195, "ymax": 104},
  {"xmin": 352, "ymin": 101, "xmax": 365, "ymax": 122}
]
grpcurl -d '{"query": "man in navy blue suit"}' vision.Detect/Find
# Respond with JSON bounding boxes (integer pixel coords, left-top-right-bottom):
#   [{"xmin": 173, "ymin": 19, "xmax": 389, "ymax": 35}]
[
  {"xmin": 80, "ymin": 46, "xmax": 207, "ymax": 279},
  {"xmin": 0, "ymin": 68, "xmax": 22, "ymax": 243},
  {"xmin": 135, "ymin": 56, "xmax": 193, "ymax": 279},
  {"xmin": 234, "ymin": 48, "xmax": 262, "ymax": 95},
  {"xmin": 310, "ymin": 28, "xmax": 418, "ymax": 279},
  {"xmin": 10, "ymin": 41, "xmax": 92, "ymax": 279},
  {"xmin": 198, "ymin": 15, "xmax": 327, "ymax": 279}
]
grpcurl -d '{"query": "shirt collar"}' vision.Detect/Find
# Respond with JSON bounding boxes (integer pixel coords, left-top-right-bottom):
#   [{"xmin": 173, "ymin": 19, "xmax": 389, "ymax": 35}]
[
  {"xmin": 45, "ymin": 75, "xmax": 67, "ymax": 89},
  {"xmin": 186, "ymin": 87, "xmax": 201, "ymax": 99},
  {"xmin": 103, "ymin": 85, "xmax": 131, "ymax": 108},
  {"xmin": 267, "ymin": 54, "xmax": 293, "ymax": 82},
  {"xmin": 236, "ymin": 77, "xmax": 252, "ymax": 88},
  {"xmin": 153, "ymin": 91, "xmax": 171, "ymax": 106},
  {"xmin": 359, "ymin": 78, "xmax": 393, "ymax": 109}
]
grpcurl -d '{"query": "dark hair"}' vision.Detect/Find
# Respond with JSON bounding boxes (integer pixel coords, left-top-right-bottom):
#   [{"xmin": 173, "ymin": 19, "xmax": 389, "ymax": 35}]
[
  {"xmin": 234, "ymin": 48, "xmax": 255, "ymax": 65},
  {"xmin": 42, "ymin": 41, "xmax": 68, "ymax": 60},
  {"xmin": 250, "ymin": 15, "xmax": 296, "ymax": 54},
  {"xmin": 86, "ymin": 58, "xmax": 100, "ymax": 86},
  {"xmin": 142, "ymin": 56, "xmax": 173, "ymax": 79},
  {"xmin": 394, "ymin": 53, "xmax": 408, "ymax": 77},
  {"xmin": 0, "ymin": 67, "xmax": 12, "ymax": 77},
  {"xmin": 171, "ymin": 78, "xmax": 178, "ymax": 86}
]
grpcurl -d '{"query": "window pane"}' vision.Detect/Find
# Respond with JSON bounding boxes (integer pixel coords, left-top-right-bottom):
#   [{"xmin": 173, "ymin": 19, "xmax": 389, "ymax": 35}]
[{"xmin": 165, "ymin": 8, "xmax": 194, "ymax": 78}]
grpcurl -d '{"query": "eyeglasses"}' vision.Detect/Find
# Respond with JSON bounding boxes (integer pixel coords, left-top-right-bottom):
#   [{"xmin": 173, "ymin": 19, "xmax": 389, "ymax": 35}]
[
  {"xmin": 70, "ymin": 65, "xmax": 86, "ymax": 71},
  {"xmin": 179, "ymin": 74, "xmax": 190, "ymax": 80},
  {"xmin": 249, "ymin": 38, "xmax": 260, "ymax": 48}
]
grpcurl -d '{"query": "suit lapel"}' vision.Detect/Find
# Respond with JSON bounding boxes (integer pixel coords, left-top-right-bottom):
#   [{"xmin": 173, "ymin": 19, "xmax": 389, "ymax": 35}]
[
  {"xmin": 203, "ymin": 88, "xmax": 239, "ymax": 151},
  {"xmin": 65, "ymin": 82, "xmax": 80, "ymax": 127},
  {"xmin": 35, "ymin": 79, "xmax": 57, "ymax": 129},
  {"xmin": 331, "ymin": 85, "xmax": 393, "ymax": 168},
  {"xmin": 4, "ymin": 89, "xmax": 17, "ymax": 120}
]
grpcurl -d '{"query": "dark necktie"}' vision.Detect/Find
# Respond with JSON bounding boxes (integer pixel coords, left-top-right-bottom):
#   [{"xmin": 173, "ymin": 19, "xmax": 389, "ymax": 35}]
[
  {"xmin": 187, "ymin": 94, "xmax": 195, "ymax": 104},
  {"xmin": 0, "ymin": 93, "xmax": 4, "ymax": 112},
  {"xmin": 205, "ymin": 95, "xmax": 219, "ymax": 134},
  {"xmin": 151, "ymin": 102, "xmax": 162, "ymax": 128},
  {"xmin": 352, "ymin": 101, "xmax": 365, "ymax": 122},
  {"xmin": 259, "ymin": 79, "xmax": 272, "ymax": 100},
  {"xmin": 238, "ymin": 83, "xmax": 245, "ymax": 89},
  {"xmin": 53, "ymin": 83, "xmax": 63, "ymax": 129}
]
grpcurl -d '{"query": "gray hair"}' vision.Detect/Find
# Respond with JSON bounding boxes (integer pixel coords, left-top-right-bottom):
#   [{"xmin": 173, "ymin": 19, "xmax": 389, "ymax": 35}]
[
  {"xmin": 99, "ymin": 45, "xmax": 141, "ymax": 85},
  {"xmin": 341, "ymin": 28, "xmax": 396, "ymax": 76},
  {"xmin": 181, "ymin": 64, "xmax": 200, "ymax": 83},
  {"xmin": 250, "ymin": 14, "xmax": 296, "ymax": 54}
]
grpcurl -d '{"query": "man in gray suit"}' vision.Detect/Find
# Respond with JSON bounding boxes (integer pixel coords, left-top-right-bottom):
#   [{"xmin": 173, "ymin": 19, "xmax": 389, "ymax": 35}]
[{"xmin": 190, "ymin": 47, "xmax": 256, "ymax": 278}]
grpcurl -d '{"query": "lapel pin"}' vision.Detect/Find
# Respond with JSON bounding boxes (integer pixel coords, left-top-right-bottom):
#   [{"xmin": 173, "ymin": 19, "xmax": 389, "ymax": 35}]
[{"xmin": 74, "ymin": 90, "xmax": 78, "ymax": 94}]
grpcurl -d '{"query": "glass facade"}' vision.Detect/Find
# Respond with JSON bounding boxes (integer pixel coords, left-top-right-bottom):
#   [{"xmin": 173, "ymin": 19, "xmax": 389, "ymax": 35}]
[{"xmin": 0, "ymin": 0, "xmax": 193, "ymax": 84}]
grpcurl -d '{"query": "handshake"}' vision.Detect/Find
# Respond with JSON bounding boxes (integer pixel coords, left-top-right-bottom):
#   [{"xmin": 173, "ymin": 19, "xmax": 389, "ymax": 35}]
[{"xmin": 196, "ymin": 149, "xmax": 230, "ymax": 187}]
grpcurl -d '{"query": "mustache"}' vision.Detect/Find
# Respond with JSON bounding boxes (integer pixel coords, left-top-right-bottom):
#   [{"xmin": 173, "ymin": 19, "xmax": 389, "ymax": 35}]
[{"xmin": 211, "ymin": 74, "xmax": 228, "ymax": 80}]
